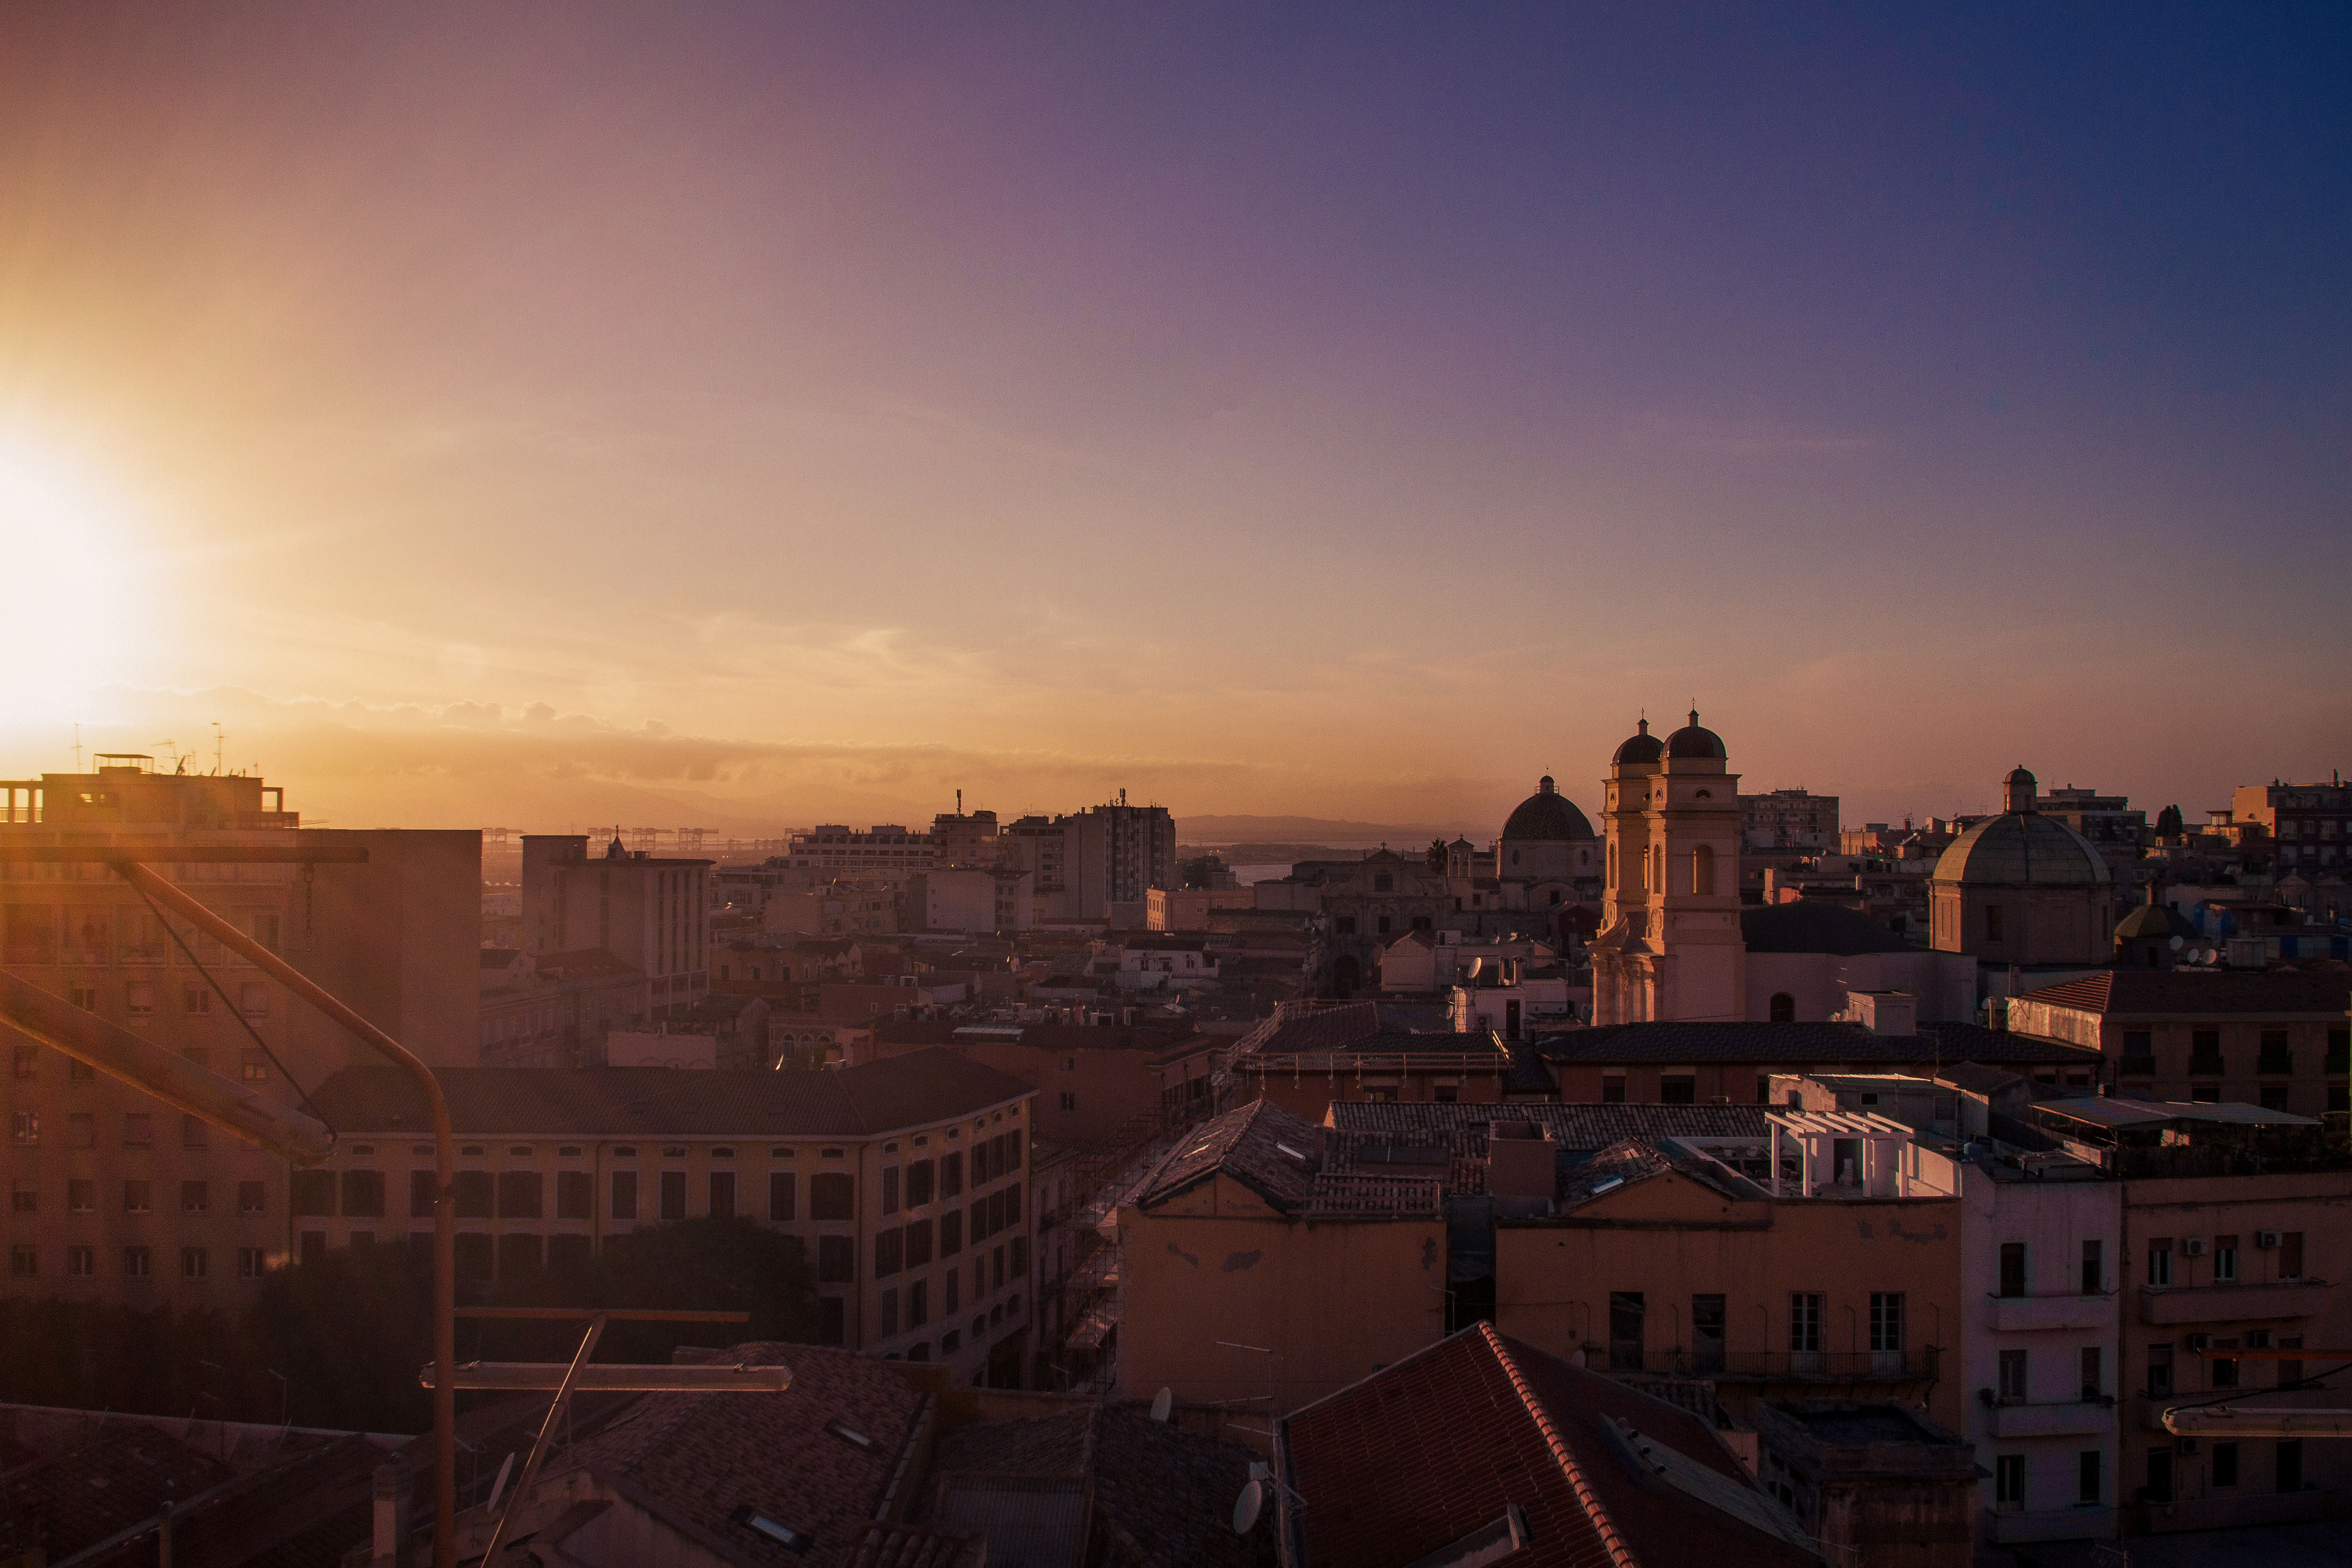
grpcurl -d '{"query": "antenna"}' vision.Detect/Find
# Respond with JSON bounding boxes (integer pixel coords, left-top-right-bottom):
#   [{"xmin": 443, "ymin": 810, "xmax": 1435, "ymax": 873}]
[
  {"xmin": 73, "ymin": 723, "xmax": 82, "ymax": 771},
  {"xmin": 211, "ymin": 723, "xmax": 223, "ymax": 776},
  {"xmin": 1150, "ymin": 1387, "xmax": 1173, "ymax": 1422}
]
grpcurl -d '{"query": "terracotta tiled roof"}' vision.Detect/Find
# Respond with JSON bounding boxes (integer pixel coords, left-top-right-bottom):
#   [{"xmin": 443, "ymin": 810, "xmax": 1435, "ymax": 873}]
[
  {"xmin": 1280, "ymin": 1324, "xmax": 1817, "ymax": 1568},
  {"xmin": 848, "ymin": 1522, "xmax": 987, "ymax": 1568},
  {"xmin": 1328, "ymin": 1103, "xmax": 1772, "ymax": 1160},
  {"xmin": 1134, "ymin": 1099, "xmax": 1321, "ymax": 1212},
  {"xmin": 308, "ymin": 1047, "xmax": 1031, "ymax": 1137},
  {"xmin": 2013, "ymin": 970, "xmax": 2352, "ymax": 1016},
  {"xmin": 0, "ymin": 1419, "xmax": 235, "ymax": 1561},
  {"xmin": 555, "ymin": 1343, "xmax": 926, "ymax": 1568},
  {"xmin": 1555, "ymin": 1138, "xmax": 1766, "ymax": 1209}
]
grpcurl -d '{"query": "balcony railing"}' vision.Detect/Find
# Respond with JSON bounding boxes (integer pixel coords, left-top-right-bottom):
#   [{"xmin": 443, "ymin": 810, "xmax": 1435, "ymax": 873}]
[
  {"xmin": 1988, "ymin": 1291, "xmax": 2114, "ymax": 1332},
  {"xmin": 1597, "ymin": 1347, "xmax": 1937, "ymax": 1381},
  {"xmin": 2138, "ymin": 1278, "xmax": 2331, "ymax": 1325}
]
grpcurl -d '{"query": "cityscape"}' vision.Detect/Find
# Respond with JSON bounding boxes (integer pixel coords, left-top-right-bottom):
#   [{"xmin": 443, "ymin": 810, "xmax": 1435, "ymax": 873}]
[{"xmin": 1, "ymin": 8, "xmax": 2348, "ymax": 1568}]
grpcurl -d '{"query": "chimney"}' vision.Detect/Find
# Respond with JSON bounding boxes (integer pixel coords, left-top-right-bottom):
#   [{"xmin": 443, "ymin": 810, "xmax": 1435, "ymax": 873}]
[{"xmin": 372, "ymin": 1461, "xmax": 413, "ymax": 1568}]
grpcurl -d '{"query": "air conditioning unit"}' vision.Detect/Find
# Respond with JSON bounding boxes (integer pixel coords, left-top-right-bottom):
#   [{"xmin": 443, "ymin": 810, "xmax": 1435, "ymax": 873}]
[
  {"xmin": 2256, "ymin": 1231, "xmax": 2281, "ymax": 1249},
  {"xmin": 2181, "ymin": 1238, "xmax": 2207, "ymax": 1257},
  {"xmin": 2176, "ymin": 1437, "xmax": 2200, "ymax": 1456}
]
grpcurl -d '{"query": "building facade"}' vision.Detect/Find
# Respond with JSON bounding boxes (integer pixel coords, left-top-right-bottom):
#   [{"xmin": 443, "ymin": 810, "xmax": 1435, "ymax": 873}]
[
  {"xmin": 1743, "ymin": 788, "xmax": 1841, "ymax": 852},
  {"xmin": 1591, "ymin": 712, "xmax": 1747, "ymax": 1025},
  {"xmin": 521, "ymin": 834, "xmax": 711, "ymax": 1014},
  {"xmin": 1929, "ymin": 768, "xmax": 2118, "ymax": 975},
  {"xmin": 2231, "ymin": 777, "xmax": 2352, "ymax": 873}
]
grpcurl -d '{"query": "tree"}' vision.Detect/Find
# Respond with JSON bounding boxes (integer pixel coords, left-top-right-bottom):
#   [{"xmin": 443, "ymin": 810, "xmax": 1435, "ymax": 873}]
[
  {"xmin": 1426, "ymin": 839, "xmax": 1448, "ymax": 875},
  {"xmin": 2156, "ymin": 804, "xmax": 2184, "ymax": 838}
]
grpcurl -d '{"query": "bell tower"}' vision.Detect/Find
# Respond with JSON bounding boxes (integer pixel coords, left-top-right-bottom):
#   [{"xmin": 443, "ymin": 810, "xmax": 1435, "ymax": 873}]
[{"xmin": 1592, "ymin": 710, "xmax": 1746, "ymax": 1024}]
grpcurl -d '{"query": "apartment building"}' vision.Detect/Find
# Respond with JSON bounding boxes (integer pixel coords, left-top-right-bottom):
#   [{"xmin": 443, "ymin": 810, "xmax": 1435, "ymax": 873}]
[
  {"xmin": 520, "ymin": 834, "xmax": 710, "ymax": 1014},
  {"xmin": 1000, "ymin": 798, "xmax": 1176, "ymax": 926},
  {"xmin": 301, "ymin": 1048, "xmax": 1038, "ymax": 1387},
  {"xmin": 1, "ymin": 760, "xmax": 478, "ymax": 1308},
  {"xmin": 2231, "ymin": 776, "xmax": 2352, "ymax": 872},
  {"xmin": 859, "ymin": 1018, "xmax": 1223, "ymax": 1146},
  {"xmin": 1742, "ymin": 787, "xmax": 1841, "ymax": 852},
  {"xmin": 2005, "ymin": 970, "xmax": 2352, "ymax": 1120},
  {"xmin": 778, "ymin": 826, "xmax": 941, "ymax": 878}
]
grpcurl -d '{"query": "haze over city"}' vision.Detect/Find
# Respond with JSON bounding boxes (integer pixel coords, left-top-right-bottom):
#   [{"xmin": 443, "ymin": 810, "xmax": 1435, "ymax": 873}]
[{"xmin": 1, "ymin": 4, "xmax": 2345, "ymax": 835}]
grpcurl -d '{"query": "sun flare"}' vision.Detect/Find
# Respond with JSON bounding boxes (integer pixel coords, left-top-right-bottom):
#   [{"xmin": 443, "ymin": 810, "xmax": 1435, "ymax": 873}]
[{"xmin": 0, "ymin": 428, "xmax": 149, "ymax": 729}]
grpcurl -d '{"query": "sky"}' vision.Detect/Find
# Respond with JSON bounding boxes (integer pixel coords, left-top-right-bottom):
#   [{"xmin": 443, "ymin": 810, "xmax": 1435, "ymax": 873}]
[{"xmin": 0, "ymin": 4, "xmax": 2346, "ymax": 836}]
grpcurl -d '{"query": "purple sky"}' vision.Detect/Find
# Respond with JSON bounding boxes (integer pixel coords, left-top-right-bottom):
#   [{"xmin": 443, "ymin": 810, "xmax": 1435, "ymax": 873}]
[{"xmin": 0, "ymin": 5, "xmax": 2345, "ymax": 831}]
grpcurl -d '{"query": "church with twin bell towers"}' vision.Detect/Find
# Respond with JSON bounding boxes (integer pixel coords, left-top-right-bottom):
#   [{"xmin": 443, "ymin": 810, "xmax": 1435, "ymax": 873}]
[{"xmin": 1589, "ymin": 709, "xmax": 1747, "ymax": 1024}]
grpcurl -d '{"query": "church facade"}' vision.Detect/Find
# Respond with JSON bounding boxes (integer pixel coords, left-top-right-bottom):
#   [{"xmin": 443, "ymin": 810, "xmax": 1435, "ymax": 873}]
[{"xmin": 1589, "ymin": 712, "xmax": 1748, "ymax": 1025}]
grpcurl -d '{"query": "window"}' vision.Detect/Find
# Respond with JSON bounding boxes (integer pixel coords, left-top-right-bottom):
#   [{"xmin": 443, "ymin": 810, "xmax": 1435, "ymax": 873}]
[
  {"xmin": 2211, "ymin": 1441, "xmax": 2239, "ymax": 1489},
  {"xmin": 810, "ymin": 1172, "xmax": 854, "ymax": 1221},
  {"xmin": 342, "ymin": 1170, "xmax": 385, "ymax": 1218},
  {"xmin": 1659, "ymin": 1075, "xmax": 1696, "ymax": 1105},
  {"xmin": 1985, "ymin": 904, "xmax": 2004, "ymax": 941},
  {"xmin": 1601, "ymin": 1075, "xmax": 1625, "ymax": 1105},
  {"xmin": 2278, "ymin": 1439, "xmax": 2304, "ymax": 1494},
  {"xmin": 238, "ymin": 982, "xmax": 269, "ymax": 1019},
  {"xmin": 1998, "ymin": 1242, "xmax": 2027, "ymax": 1297},
  {"xmin": 817, "ymin": 1235, "xmax": 854, "ymax": 1283},
  {"xmin": 768, "ymin": 1171, "xmax": 796, "ymax": 1222},
  {"xmin": 238, "ymin": 1181, "xmax": 265, "ymax": 1215},
  {"xmin": 2214, "ymin": 1235, "xmax": 2238, "ymax": 1282},
  {"xmin": 1059, "ymin": 1092, "xmax": 1075, "ymax": 1112},
  {"xmin": 9, "ymin": 1245, "xmax": 35, "ymax": 1279},
  {"xmin": 907, "ymin": 1219, "xmax": 933, "ymax": 1267},
  {"xmin": 183, "ymin": 985, "xmax": 210, "ymax": 1015},
  {"xmin": 180, "ymin": 1181, "xmax": 209, "ymax": 1213},
  {"xmin": 2146, "ymin": 1343, "xmax": 2173, "ymax": 1396},
  {"xmin": 2280, "ymin": 1231, "xmax": 2305, "ymax": 1279},
  {"xmin": 2079, "ymin": 1345, "xmax": 2102, "ymax": 1399},
  {"xmin": 291, "ymin": 1171, "xmax": 335, "ymax": 1216},
  {"xmin": 122, "ymin": 1113, "xmax": 152, "ymax": 1148},
  {"xmin": 556, "ymin": 1171, "xmax": 593, "ymax": 1220},
  {"xmin": 498, "ymin": 1233, "xmax": 543, "ymax": 1278},
  {"xmin": 941, "ymin": 1208, "xmax": 962, "ymax": 1256},
  {"xmin": 2147, "ymin": 1239, "xmax": 2172, "ymax": 1286},
  {"xmin": 1868, "ymin": 1292, "xmax": 1904, "ymax": 1353},
  {"xmin": 69, "ymin": 1246, "xmax": 96, "ymax": 1277},
  {"xmin": 408, "ymin": 1171, "xmax": 436, "ymax": 1218},
  {"xmin": 946, "ymin": 1270, "xmax": 960, "ymax": 1314},
  {"xmin": 2080, "ymin": 1239, "xmax": 2103, "ymax": 1295},
  {"xmin": 453, "ymin": 1233, "xmax": 491, "ymax": 1281},
  {"xmin": 181, "ymin": 1247, "xmax": 208, "ymax": 1280},
  {"xmin": 127, "ymin": 981, "xmax": 154, "ymax": 1017},
  {"xmin": 817, "ymin": 1296, "xmax": 847, "ymax": 1346},
  {"xmin": 2077, "ymin": 1449, "xmax": 2101, "ymax": 1505},
  {"xmin": 238, "ymin": 1248, "xmax": 267, "ymax": 1280},
  {"xmin": 181, "ymin": 1114, "xmax": 207, "ymax": 1150},
  {"xmin": 68, "ymin": 1180, "xmax": 94, "ymax": 1213},
  {"xmin": 907, "ymin": 1160, "xmax": 934, "ymax": 1207},
  {"xmin": 67, "ymin": 1112, "xmax": 92, "ymax": 1148},
  {"xmin": 8, "ymin": 1179, "xmax": 32, "ymax": 1215},
  {"xmin": 1790, "ymin": 1292, "xmax": 1824, "ymax": 1354},
  {"xmin": 1994, "ymin": 1454, "xmax": 2025, "ymax": 1507},
  {"xmin": 875, "ymin": 1228, "xmax": 904, "ymax": 1279},
  {"xmin": 882, "ymin": 1166, "xmax": 900, "ymax": 1215},
  {"xmin": 709, "ymin": 1170, "xmax": 736, "ymax": 1219},
  {"xmin": 240, "ymin": 1048, "xmax": 269, "ymax": 1082},
  {"xmin": 660, "ymin": 1171, "xmax": 687, "ymax": 1220},
  {"xmin": 611, "ymin": 1170, "xmax": 639, "ymax": 1222},
  {"xmin": 10, "ymin": 1044, "xmax": 33, "ymax": 1079},
  {"xmin": 909, "ymin": 1277, "xmax": 929, "ymax": 1328},
  {"xmin": 124, "ymin": 1246, "xmax": 151, "ymax": 1278},
  {"xmin": 1998, "ymin": 1348, "xmax": 2028, "ymax": 1401},
  {"xmin": 1608, "ymin": 1291, "xmax": 1645, "ymax": 1369},
  {"xmin": 123, "ymin": 1180, "xmax": 152, "ymax": 1213},
  {"xmin": 879, "ymin": 1288, "xmax": 898, "ymax": 1338},
  {"xmin": 941, "ymin": 1152, "xmax": 962, "ymax": 1198},
  {"xmin": 1692, "ymin": 843, "xmax": 1715, "ymax": 895},
  {"xmin": 449, "ymin": 1171, "xmax": 492, "ymax": 1218},
  {"xmin": 1010, "ymin": 1235, "xmax": 1028, "ymax": 1278}
]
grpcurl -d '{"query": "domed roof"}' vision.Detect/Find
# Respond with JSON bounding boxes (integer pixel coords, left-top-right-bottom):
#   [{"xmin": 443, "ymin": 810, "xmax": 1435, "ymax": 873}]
[
  {"xmin": 2114, "ymin": 887, "xmax": 2195, "ymax": 941},
  {"xmin": 1501, "ymin": 776, "xmax": 1595, "ymax": 841},
  {"xmin": 1932, "ymin": 811, "xmax": 2112, "ymax": 887},
  {"xmin": 1665, "ymin": 709, "xmax": 1727, "ymax": 761},
  {"xmin": 1612, "ymin": 719, "xmax": 1664, "ymax": 766}
]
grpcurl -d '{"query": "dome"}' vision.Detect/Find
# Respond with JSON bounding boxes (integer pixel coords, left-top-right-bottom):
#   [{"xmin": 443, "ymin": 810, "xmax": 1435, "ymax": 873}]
[
  {"xmin": 1501, "ymin": 776, "xmax": 1595, "ymax": 842},
  {"xmin": 1932, "ymin": 812, "xmax": 2112, "ymax": 887},
  {"xmin": 1612, "ymin": 719, "xmax": 1664, "ymax": 766},
  {"xmin": 1665, "ymin": 708, "xmax": 1727, "ymax": 760},
  {"xmin": 2114, "ymin": 886, "xmax": 2195, "ymax": 942}
]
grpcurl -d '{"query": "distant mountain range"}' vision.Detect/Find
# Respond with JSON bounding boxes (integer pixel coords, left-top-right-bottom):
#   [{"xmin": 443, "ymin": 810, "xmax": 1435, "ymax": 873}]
[{"xmin": 1177, "ymin": 813, "xmax": 1494, "ymax": 847}]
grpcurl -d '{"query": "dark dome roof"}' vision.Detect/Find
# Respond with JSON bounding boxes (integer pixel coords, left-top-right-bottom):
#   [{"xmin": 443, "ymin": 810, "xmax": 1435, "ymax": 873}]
[
  {"xmin": 1501, "ymin": 776, "xmax": 1595, "ymax": 842},
  {"xmin": 1932, "ymin": 813, "xmax": 2112, "ymax": 887},
  {"xmin": 1613, "ymin": 719, "xmax": 1664, "ymax": 765},
  {"xmin": 1665, "ymin": 709, "xmax": 1727, "ymax": 760},
  {"xmin": 2114, "ymin": 889, "xmax": 2195, "ymax": 942},
  {"xmin": 1741, "ymin": 902, "xmax": 1917, "ymax": 956}
]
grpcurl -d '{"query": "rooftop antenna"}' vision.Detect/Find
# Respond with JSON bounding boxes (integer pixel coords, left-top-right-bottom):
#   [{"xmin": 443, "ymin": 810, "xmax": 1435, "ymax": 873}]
[
  {"xmin": 73, "ymin": 723, "xmax": 82, "ymax": 771},
  {"xmin": 212, "ymin": 723, "xmax": 224, "ymax": 776}
]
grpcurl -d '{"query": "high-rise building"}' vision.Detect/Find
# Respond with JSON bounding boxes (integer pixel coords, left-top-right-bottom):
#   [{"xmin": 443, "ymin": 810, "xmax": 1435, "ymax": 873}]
[
  {"xmin": 0, "ymin": 756, "xmax": 479, "ymax": 1307},
  {"xmin": 520, "ymin": 834, "xmax": 711, "ymax": 1014},
  {"xmin": 999, "ymin": 795, "xmax": 1175, "ymax": 925},
  {"xmin": 2232, "ymin": 775, "xmax": 2352, "ymax": 873}
]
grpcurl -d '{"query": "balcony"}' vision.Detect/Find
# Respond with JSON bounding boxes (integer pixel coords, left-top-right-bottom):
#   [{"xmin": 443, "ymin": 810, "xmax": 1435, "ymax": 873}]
[
  {"xmin": 2258, "ymin": 1050, "xmax": 2294, "ymax": 1076},
  {"xmin": 2117, "ymin": 1057, "xmax": 2157, "ymax": 1078},
  {"xmin": 1601, "ymin": 1348, "xmax": 1938, "ymax": 1382},
  {"xmin": 1986, "ymin": 1398, "xmax": 2114, "ymax": 1439},
  {"xmin": 1984, "ymin": 1506, "xmax": 2119, "ymax": 1545},
  {"xmin": 2138, "ymin": 1278, "xmax": 2331, "ymax": 1325},
  {"xmin": 1989, "ymin": 1292, "xmax": 2113, "ymax": 1333},
  {"xmin": 2137, "ymin": 1489, "xmax": 2326, "ymax": 1535}
]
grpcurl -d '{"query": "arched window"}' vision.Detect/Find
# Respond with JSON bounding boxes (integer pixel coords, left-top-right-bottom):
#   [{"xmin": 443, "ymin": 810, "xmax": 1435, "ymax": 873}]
[
  {"xmin": 1608, "ymin": 844, "xmax": 1617, "ymax": 887},
  {"xmin": 1693, "ymin": 844, "xmax": 1716, "ymax": 896},
  {"xmin": 1769, "ymin": 993, "xmax": 1796, "ymax": 1023}
]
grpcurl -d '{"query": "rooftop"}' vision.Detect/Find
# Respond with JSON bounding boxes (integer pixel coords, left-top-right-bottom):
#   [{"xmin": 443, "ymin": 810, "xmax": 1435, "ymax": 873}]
[
  {"xmin": 308, "ymin": 1048, "xmax": 1033, "ymax": 1138},
  {"xmin": 1279, "ymin": 1323, "xmax": 1816, "ymax": 1568},
  {"xmin": 1536, "ymin": 1019, "xmax": 2095, "ymax": 1067},
  {"xmin": 1132, "ymin": 1099, "xmax": 1441, "ymax": 1219},
  {"xmin": 2012, "ymin": 969, "xmax": 2352, "ymax": 1017}
]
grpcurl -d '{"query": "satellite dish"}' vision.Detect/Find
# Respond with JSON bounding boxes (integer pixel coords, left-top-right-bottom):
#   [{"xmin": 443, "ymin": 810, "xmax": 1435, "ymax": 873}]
[
  {"xmin": 2171, "ymin": 935, "xmax": 2185, "ymax": 951},
  {"xmin": 485, "ymin": 1451, "xmax": 516, "ymax": 1512},
  {"xmin": 1151, "ymin": 1387, "xmax": 1173, "ymax": 1423},
  {"xmin": 1233, "ymin": 1478, "xmax": 1265, "ymax": 1535}
]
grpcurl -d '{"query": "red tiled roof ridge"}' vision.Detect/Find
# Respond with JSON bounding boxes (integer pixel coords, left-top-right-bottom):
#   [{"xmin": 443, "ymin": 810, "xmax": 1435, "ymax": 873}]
[{"xmin": 1477, "ymin": 1323, "xmax": 1643, "ymax": 1568}]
